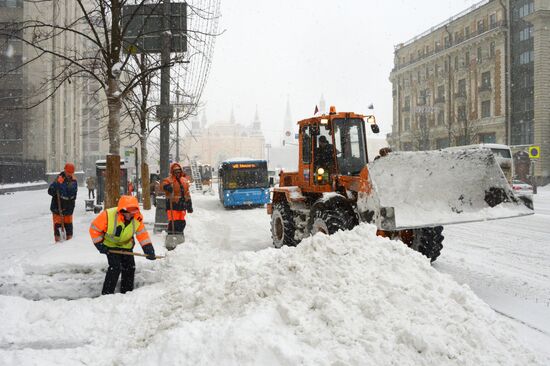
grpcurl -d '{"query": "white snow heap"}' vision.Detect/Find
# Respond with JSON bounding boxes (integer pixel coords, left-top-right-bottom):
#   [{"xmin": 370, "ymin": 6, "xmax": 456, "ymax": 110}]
[{"xmin": 133, "ymin": 224, "xmax": 538, "ymax": 365}]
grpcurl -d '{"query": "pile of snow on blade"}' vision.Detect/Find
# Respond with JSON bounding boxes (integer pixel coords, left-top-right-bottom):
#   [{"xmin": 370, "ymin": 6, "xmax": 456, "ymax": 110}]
[
  {"xmin": 368, "ymin": 149, "xmax": 531, "ymax": 228},
  {"xmin": 137, "ymin": 224, "xmax": 539, "ymax": 365}
]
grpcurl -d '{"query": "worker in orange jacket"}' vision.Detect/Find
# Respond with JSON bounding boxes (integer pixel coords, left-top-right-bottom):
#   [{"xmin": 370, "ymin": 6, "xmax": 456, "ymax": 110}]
[
  {"xmin": 47, "ymin": 162, "xmax": 78, "ymax": 241},
  {"xmin": 162, "ymin": 162, "xmax": 193, "ymax": 236},
  {"xmin": 89, "ymin": 195, "xmax": 156, "ymax": 295}
]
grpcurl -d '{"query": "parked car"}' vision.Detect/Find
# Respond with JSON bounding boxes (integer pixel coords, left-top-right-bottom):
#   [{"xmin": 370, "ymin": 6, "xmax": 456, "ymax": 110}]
[{"xmin": 512, "ymin": 179, "xmax": 534, "ymax": 209}]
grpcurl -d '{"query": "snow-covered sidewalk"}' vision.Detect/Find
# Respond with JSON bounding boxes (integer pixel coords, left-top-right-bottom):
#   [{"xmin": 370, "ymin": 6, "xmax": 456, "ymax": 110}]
[{"xmin": 0, "ymin": 188, "xmax": 547, "ymax": 365}]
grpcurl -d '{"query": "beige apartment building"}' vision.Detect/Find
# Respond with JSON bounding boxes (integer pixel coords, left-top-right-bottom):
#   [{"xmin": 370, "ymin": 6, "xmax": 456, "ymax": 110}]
[{"xmin": 389, "ymin": 0, "xmax": 550, "ymax": 183}]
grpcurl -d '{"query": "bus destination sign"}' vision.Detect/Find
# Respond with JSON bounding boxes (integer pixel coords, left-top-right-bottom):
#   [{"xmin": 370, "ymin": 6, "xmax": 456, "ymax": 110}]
[{"xmin": 231, "ymin": 163, "xmax": 257, "ymax": 169}]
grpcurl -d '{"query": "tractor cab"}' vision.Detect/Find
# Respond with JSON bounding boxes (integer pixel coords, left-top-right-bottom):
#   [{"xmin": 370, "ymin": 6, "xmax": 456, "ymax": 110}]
[{"xmin": 299, "ymin": 106, "xmax": 379, "ymax": 189}]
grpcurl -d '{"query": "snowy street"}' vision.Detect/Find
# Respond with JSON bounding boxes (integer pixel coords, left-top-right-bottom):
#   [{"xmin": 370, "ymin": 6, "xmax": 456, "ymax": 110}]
[{"xmin": 0, "ymin": 186, "xmax": 548, "ymax": 365}]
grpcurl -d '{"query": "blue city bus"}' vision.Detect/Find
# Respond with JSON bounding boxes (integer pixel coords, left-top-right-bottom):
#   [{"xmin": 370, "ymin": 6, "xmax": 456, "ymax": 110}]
[{"xmin": 218, "ymin": 159, "xmax": 271, "ymax": 208}]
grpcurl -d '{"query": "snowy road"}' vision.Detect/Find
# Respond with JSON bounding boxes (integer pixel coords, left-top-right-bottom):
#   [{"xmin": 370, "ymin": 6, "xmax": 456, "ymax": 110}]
[{"xmin": 0, "ymin": 186, "xmax": 548, "ymax": 365}]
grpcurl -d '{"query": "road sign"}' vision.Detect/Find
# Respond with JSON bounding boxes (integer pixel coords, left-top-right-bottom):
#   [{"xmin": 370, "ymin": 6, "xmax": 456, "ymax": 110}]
[
  {"xmin": 529, "ymin": 145, "xmax": 540, "ymax": 159},
  {"xmin": 122, "ymin": 3, "xmax": 187, "ymax": 54}
]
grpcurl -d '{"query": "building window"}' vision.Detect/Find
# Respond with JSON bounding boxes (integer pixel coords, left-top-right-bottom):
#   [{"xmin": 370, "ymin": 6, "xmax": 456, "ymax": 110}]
[
  {"xmin": 465, "ymin": 26, "xmax": 470, "ymax": 38},
  {"xmin": 477, "ymin": 47, "xmax": 482, "ymax": 63},
  {"xmin": 490, "ymin": 13, "xmax": 497, "ymax": 28},
  {"xmin": 404, "ymin": 96, "xmax": 410, "ymax": 110},
  {"xmin": 465, "ymin": 51, "xmax": 470, "ymax": 66},
  {"xmin": 490, "ymin": 42, "xmax": 495, "ymax": 58},
  {"xmin": 519, "ymin": 26, "xmax": 533, "ymax": 41},
  {"xmin": 0, "ymin": 0, "xmax": 22, "ymax": 7},
  {"xmin": 481, "ymin": 100, "xmax": 491, "ymax": 118},
  {"xmin": 478, "ymin": 133, "xmax": 496, "ymax": 143},
  {"xmin": 437, "ymin": 85, "xmax": 445, "ymax": 99},
  {"xmin": 481, "ymin": 71, "xmax": 491, "ymax": 89},
  {"xmin": 477, "ymin": 19, "xmax": 485, "ymax": 34},
  {"xmin": 519, "ymin": 2, "xmax": 534, "ymax": 18},
  {"xmin": 454, "ymin": 55, "xmax": 459, "ymax": 71},
  {"xmin": 519, "ymin": 51, "xmax": 534, "ymax": 64},
  {"xmin": 458, "ymin": 105, "xmax": 467, "ymax": 121},
  {"xmin": 404, "ymin": 117, "xmax": 410, "ymax": 131},
  {"xmin": 458, "ymin": 79, "xmax": 467, "ymax": 96},
  {"xmin": 437, "ymin": 110, "xmax": 445, "ymax": 125}
]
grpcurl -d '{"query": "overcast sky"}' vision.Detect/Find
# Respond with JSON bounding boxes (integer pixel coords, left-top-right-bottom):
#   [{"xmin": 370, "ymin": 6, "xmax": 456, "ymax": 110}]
[{"xmin": 201, "ymin": 0, "xmax": 480, "ymax": 146}]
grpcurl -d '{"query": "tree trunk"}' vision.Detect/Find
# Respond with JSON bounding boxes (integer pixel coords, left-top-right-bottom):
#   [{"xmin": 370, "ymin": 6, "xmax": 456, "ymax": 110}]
[
  {"xmin": 106, "ymin": 154, "xmax": 121, "ymax": 209},
  {"xmin": 105, "ymin": 77, "xmax": 121, "ymax": 208}
]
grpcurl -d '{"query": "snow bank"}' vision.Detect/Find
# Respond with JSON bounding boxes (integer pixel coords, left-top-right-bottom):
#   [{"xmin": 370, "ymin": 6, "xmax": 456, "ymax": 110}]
[{"xmin": 1, "ymin": 222, "xmax": 539, "ymax": 365}]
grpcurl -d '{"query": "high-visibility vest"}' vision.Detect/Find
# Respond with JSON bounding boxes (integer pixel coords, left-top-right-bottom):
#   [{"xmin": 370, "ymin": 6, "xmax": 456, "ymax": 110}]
[{"xmin": 103, "ymin": 207, "xmax": 139, "ymax": 249}]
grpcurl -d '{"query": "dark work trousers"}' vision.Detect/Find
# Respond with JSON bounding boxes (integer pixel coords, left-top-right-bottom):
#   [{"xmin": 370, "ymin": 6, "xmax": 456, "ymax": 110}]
[
  {"xmin": 88, "ymin": 189, "xmax": 95, "ymax": 199},
  {"xmin": 102, "ymin": 251, "xmax": 136, "ymax": 295},
  {"xmin": 168, "ymin": 219, "xmax": 186, "ymax": 235}
]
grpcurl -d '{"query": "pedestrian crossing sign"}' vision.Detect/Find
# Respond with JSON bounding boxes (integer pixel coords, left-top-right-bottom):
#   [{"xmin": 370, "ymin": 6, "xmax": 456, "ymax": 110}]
[{"xmin": 529, "ymin": 145, "xmax": 540, "ymax": 159}]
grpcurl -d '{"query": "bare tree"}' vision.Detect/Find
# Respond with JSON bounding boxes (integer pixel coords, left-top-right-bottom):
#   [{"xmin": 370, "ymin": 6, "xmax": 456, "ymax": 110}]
[{"xmin": 1, "ymin": 1, "xmax": 192, "ymax": 207}]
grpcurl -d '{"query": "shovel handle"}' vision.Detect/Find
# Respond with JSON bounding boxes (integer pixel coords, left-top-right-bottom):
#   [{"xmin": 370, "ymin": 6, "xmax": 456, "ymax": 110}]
[{"xmin": 108, "ymin": 249, "xmax": 165, "ymax": 259}]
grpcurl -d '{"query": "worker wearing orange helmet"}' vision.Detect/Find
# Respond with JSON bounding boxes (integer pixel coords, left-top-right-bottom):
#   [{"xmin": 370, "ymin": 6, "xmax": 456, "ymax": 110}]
[
  {"xmin": 162, "ymin": 162, "xmax": 193, "ymax": 236},
  {"xmin": 89, "ymin": 195, "xmax": 156, "ymax": 295},
  {"xmin": 47, "ymin": 162, "xmax": 78, "ymax": 241}
]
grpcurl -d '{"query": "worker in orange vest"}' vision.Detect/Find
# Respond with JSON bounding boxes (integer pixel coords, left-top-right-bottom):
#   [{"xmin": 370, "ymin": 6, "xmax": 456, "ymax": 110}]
[
  {"xmin": 162, "ymin": 163, "xmax": 193, "ymax": 237},
  {"xmin": 89, "ymin": 195, "xmax": 156, "ymax": 295}
]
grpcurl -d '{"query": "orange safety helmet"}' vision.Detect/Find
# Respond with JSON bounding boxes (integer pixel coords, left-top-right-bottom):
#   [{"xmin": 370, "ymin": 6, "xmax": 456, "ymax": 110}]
[
  {"xmin": 64, "ymin": 163, "xmax": 75, "ymax": 174},
  {"xmin": 117, "ymin": 195, "xmax": 139, "ymax": 213}
]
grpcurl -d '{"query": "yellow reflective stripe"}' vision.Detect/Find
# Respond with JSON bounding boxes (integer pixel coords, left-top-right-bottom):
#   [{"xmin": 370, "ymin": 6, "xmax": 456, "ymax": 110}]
[
  {"xmin": 90, "ymin": 224, "xmax": 102, "ymax": 233},
  {"xmin": 136, "ymin": 228, "xmax": 147, "ymax": 236},
  {"xmin": 140, "ymin": 238, "xmax": 152, "ymax": 245},
  {"xmin": 93, "ymin": 236, "xmax": 104, "ymax": 243}
]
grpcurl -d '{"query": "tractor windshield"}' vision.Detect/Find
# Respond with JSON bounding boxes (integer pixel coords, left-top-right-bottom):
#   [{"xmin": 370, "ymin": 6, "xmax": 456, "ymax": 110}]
[{"xmin": 333, "ymin": 118, "xmax": 367, "ymax": 175}]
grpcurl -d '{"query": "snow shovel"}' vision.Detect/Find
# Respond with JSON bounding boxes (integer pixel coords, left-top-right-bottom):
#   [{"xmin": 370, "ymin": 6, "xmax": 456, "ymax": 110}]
[
  {"xmin": 56, "ymin": 191, "xmax": 67, "ymax": 242},
  {"xmin": 108, "ymin": 250, "xmax": 165, "ymax": 259},
  {"xmin": 165, "ymin": 192, "xmax": 185, "ymax": 250},
  {"xmin": 363, "ymin": 147, "xmax": 533, "ymax": 231}
]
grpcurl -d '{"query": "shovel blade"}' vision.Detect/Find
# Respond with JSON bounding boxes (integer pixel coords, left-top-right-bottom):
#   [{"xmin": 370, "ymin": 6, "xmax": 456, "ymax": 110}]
[
  {"xmin": 165, "ymin": 234, "xmax": 185, "ymax": 250},
  {"xmin": 366, "ymin": 148, "xmax": 533, "ymax": 230}
]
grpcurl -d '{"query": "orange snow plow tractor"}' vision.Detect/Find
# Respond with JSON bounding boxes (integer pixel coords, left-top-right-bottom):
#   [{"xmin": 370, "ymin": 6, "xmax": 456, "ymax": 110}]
[{"xmin": 267, "ymin": 106, "xmax": 533, "ymax": 261}]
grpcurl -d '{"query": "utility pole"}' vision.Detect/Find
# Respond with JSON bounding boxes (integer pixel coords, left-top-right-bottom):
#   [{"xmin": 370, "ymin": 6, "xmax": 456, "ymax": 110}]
[
  {"xmin": 158, "ymin": 0, "xmax": 172, "ymax": 179},
  {"xmin": 176, "ymin": 89, "xmax": 180, "ymax": 162},
  {"xmin": 154, "ymin": 0, "xmax": 173, "ymax": 232}
]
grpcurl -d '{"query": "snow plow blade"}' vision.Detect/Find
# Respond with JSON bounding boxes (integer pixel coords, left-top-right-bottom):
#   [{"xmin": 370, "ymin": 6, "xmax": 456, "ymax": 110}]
[{"xmin": 364, "ymin": 148, "xmax": 533, "ymax": 230}]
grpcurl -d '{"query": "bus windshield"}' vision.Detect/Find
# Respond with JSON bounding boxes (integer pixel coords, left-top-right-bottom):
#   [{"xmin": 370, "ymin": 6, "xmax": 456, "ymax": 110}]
[{"xmin": 221, "ymin": 161, "xmax": 268, "ymax": 189}]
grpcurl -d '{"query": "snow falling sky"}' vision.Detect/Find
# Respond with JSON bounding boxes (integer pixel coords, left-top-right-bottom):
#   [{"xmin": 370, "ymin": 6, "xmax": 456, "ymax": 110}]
[{"xmin": 202, "ymin": 0, "xmax": 480, "ymax": 145}]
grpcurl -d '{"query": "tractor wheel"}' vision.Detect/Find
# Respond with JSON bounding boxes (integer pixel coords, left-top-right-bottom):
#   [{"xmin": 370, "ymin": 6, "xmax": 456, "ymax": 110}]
[
  {"xmin": 310, "ymin": 206, "xmax": 357, "ymax": 236},
  {"xmin": 412, "ymin": 226, "xmax": 444, "ymax": 262},
  {"xmin": 271, "ymin": 202, "xmax": 298, "ymax": 248}
]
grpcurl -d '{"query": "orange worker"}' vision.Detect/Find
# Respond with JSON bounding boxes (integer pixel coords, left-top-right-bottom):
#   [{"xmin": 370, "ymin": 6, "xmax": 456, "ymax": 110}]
[
  {"xmin": 47, "ymin": 162, "xmax": 78, "ymax": 241},
  {"xmin": 162, "ymin": 163, "xmax": 193, "ymax": 235},
  {"xmin": 89, "ymin": 195, "xmax": 156, "ymax": 295}
]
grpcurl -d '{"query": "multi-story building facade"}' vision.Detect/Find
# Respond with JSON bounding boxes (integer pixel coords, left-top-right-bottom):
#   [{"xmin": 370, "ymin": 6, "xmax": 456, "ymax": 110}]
[
  {"xmin": 389, "ymin": 0, "xmax": 550, "ymax": 183},
  {"xmin": 1, "ymin": 0, "xmax": 86, "ymax": 181}
]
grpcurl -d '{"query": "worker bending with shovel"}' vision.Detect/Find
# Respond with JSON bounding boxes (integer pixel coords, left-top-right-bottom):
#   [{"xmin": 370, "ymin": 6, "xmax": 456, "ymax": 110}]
[
  {"xmin": 89, "ymin": 195, "xmax": 157, "ymax": 295},
  {"xmin": 162, "ymin": 162, "xmax": 193, "ymax": 250}
]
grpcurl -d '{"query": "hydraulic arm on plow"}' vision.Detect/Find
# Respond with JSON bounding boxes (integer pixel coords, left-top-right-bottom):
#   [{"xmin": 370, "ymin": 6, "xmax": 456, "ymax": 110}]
[{"xmin": 267, "ymin": 106, "xmax": 533, "ymax": 261}]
